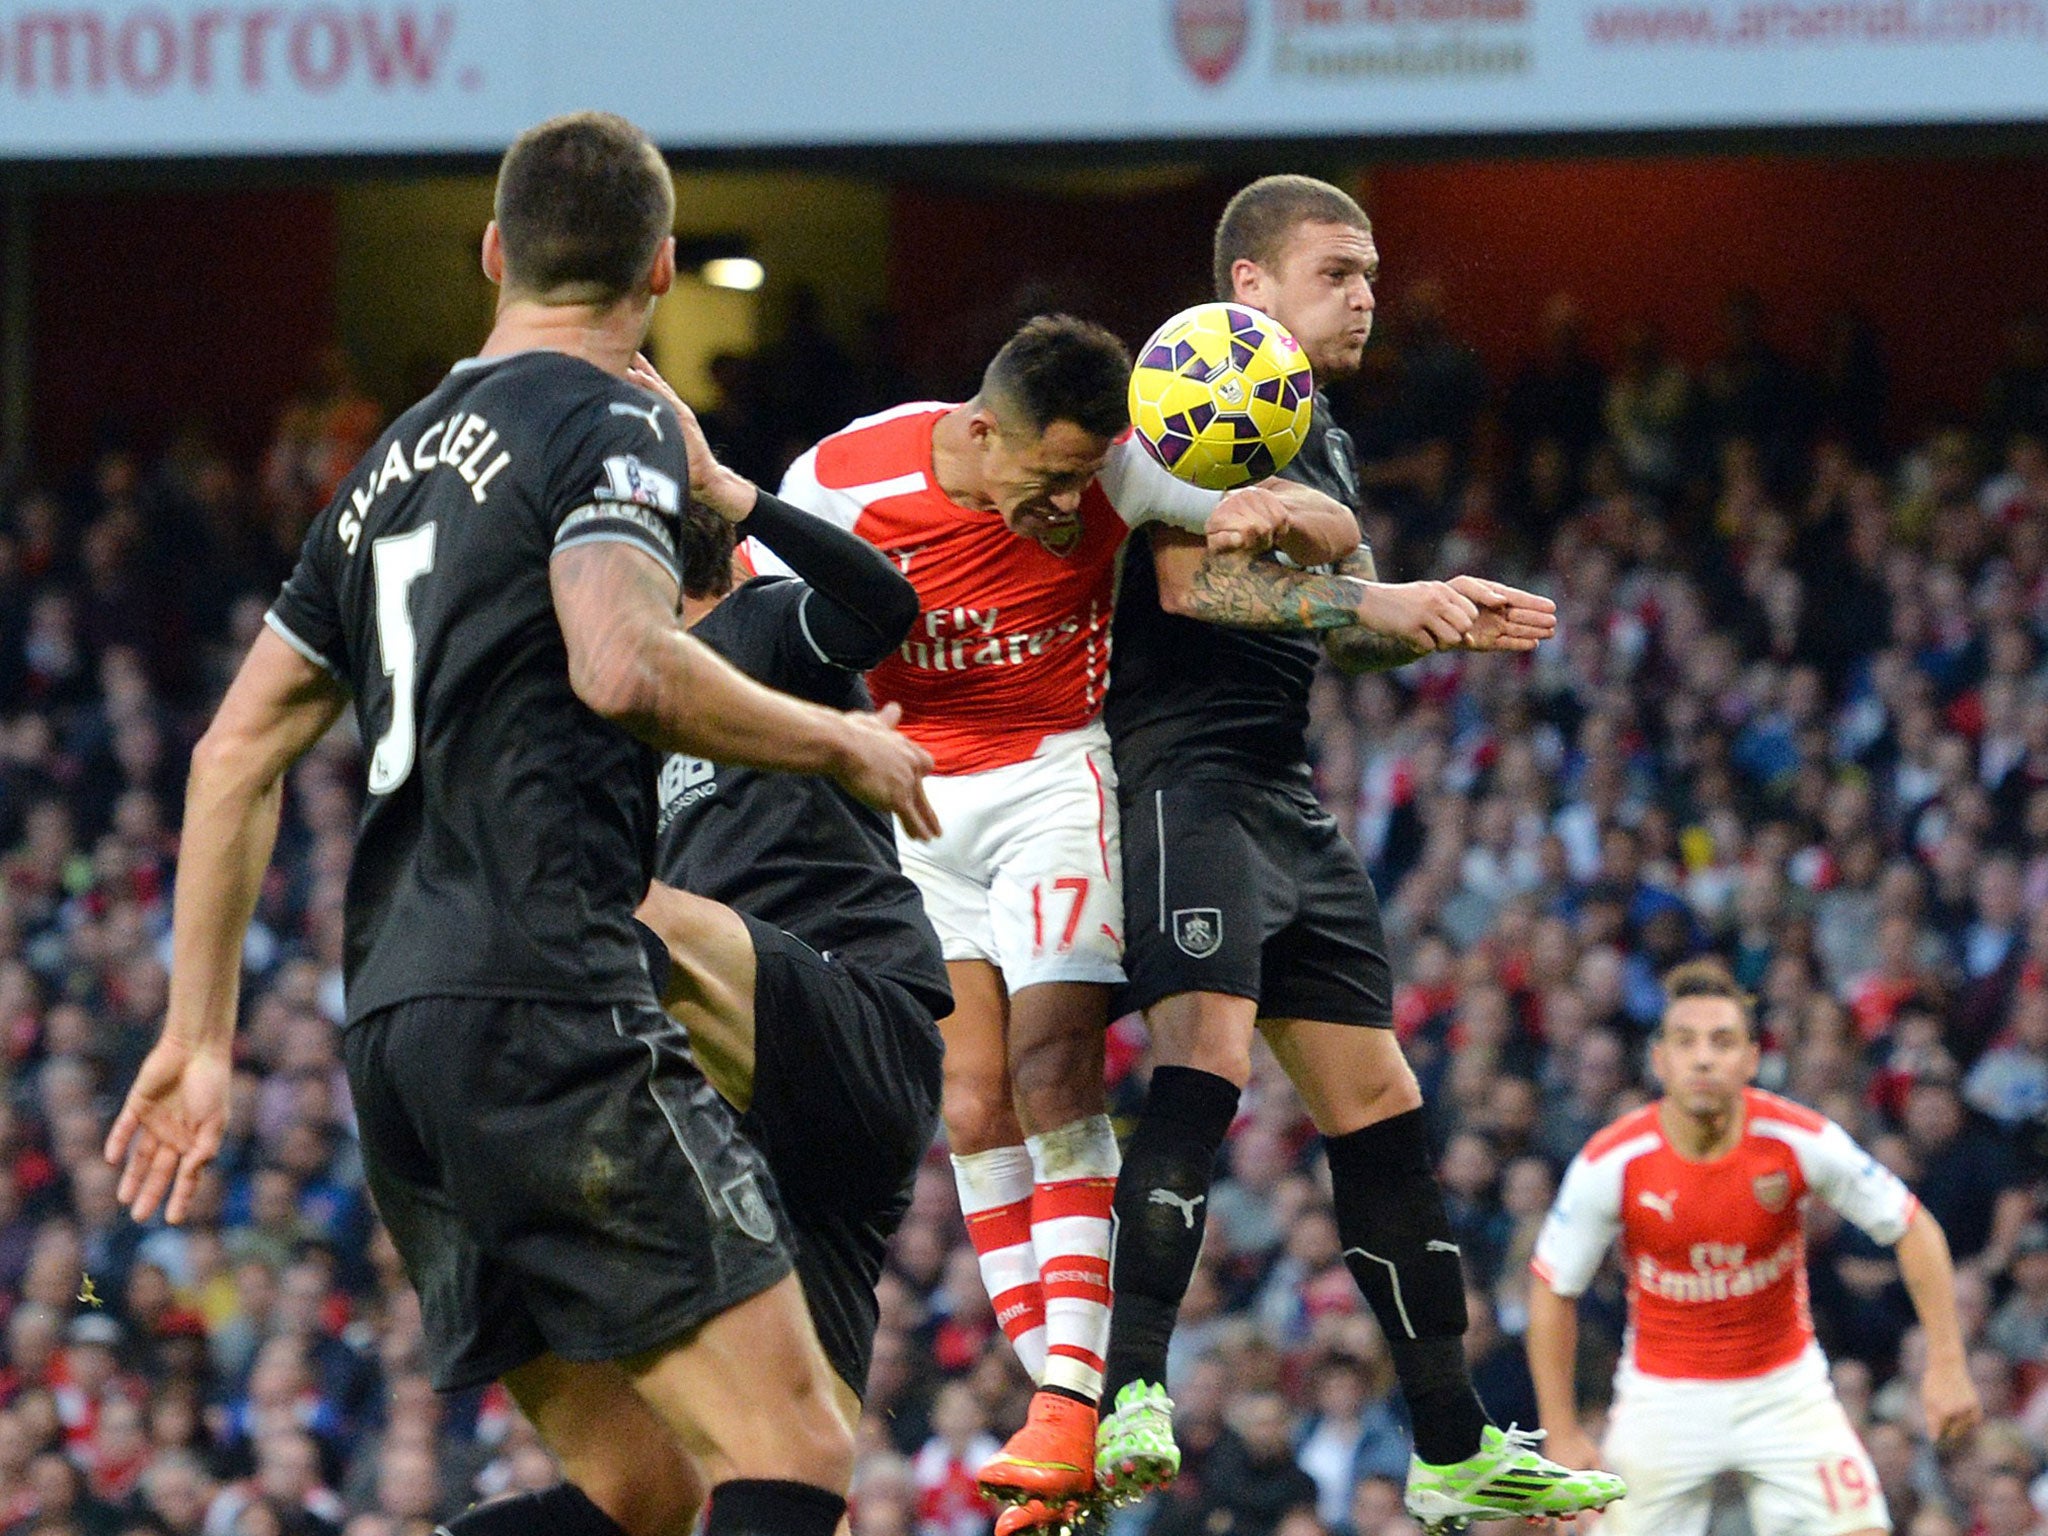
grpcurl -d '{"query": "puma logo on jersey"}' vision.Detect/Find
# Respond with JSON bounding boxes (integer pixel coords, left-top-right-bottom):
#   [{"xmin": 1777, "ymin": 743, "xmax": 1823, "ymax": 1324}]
[
  {"xmin": 609, "ymin": 400, "xmax": 665, "ymax": 441},
  {"xmin": 1149, "ymin": 1189, "xmax": 1205, "ymax": 1229},
  {"xmin": 1638, "ymin": 1189, "xmax": 1679, "ymax": 1222}
]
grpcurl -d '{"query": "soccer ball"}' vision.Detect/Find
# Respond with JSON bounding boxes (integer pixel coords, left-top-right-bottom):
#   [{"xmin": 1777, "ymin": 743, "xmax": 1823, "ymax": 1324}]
[{"xmin": 1129, "ymin": 302, "xmax": 1316, "ymax": 491}]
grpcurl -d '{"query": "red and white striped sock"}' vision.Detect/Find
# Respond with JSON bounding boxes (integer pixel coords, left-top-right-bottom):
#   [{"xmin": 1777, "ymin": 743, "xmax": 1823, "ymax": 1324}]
[
  {"xmin": 952, "ymin": 1144, "xmax": 1047, "ymax": 1380},
  {"xmin": 1027, "ymin": 1114, "xmax": 1120, "ymax": 1404}
]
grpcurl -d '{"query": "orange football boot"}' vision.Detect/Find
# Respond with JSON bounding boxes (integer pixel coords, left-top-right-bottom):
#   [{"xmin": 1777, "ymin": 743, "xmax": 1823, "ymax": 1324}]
[
  {"xmin": 978, "ymin": 1390, "xmax": 1098, "ymax": 1504},
  {"xmin": 994, "ymin": 1497, "xmax": 1089, "ymax": 1536}
]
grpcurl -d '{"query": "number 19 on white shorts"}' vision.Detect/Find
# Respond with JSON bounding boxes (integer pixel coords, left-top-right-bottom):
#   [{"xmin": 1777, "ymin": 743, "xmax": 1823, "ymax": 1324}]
[{"xmin": 1599, "ymin": 1345, "xmax": 1889, "ymax": 1536}]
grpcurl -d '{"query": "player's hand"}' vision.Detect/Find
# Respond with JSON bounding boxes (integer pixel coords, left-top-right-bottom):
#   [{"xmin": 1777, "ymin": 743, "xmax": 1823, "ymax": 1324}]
[
  {"xmin": 625, "ymin": 353, "xmax": 757, "ymax": 523},
  {"xmin": 104, "ymin": 1030, "xmax": 231, "ymax": 1225},
  {"xmin": 1206, "ymin": 485, "xmax": 1294, "ymax": 555},
  {"xmin": 1353, "ymin": 580, "xmax": 1479, "ymax": 653},
  {"xmin": 1446, "ymin": 575, "xmax": 1558, "ymax": 653},
  {"xmin": 835, "ymin": 702, "xmax": 942, "ymax": 842},
  {"xmin": 1542, "ymin": 1425, "xmax": 1605, "ymax": 1473},
  {"xmin": 1921, "ymin": 1355, "xmax": 1984, "ymax": 1448}
]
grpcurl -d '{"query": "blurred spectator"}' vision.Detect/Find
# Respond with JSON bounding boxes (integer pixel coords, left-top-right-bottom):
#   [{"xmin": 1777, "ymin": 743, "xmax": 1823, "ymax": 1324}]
[
  {"xmin": 1814, "ymin": 308, "xmax": 1889, "ymax": 462},
  {"xmin": 1985, "ymin": 312, "xmax": 2048, "ymax": 444},
  {"xmin": 1703, "ymin": 289, "xmax": 1804, "ymax": 467},
  {"xmin": 1153, "ymin": 1389, "xmax": 1317, "ymax": 1536},
  {"xmin": 1505, "ymin": 295, "xmax": 1607, "ymax": 477},
  {"xmin": 911, "ymin": 1383, "xmax": 997, "ymax": 1536},
  {"xmin": 1986, "ymin": 1224, "xmax": 2048, "ymax": 1362},
  {"xmin": 1339, "ymin": 1473, "xmax": 1420, "ymax": 1536},
  {"xmin": 1973, "ymin": 1467, "xmax": 2045, "ymax": 1536},
  {"xmin": 258, "ymin": 349, "xmax": 380, "ymax": 555},
  {"xmin": 1210, "ymin": 1125, "xmax": 1295, "ymax": 1266},
  {"xmin": 1899, "ymin": 1076, "xmax": 2026, "ymax": 1265},
  {"xmin": 1604, "ymin": 320, "xmax": 1692, "ymax": 494},
  {"xmin": 1293, "ymin": 1353, "xmax": 1408, "ymax": 1526}
]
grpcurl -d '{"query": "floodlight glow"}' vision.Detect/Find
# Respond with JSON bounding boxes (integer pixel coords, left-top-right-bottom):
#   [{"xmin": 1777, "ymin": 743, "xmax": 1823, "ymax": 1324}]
[{"xmin": 701, "ymin": 258, "xmax": 765, "ymax": 291}]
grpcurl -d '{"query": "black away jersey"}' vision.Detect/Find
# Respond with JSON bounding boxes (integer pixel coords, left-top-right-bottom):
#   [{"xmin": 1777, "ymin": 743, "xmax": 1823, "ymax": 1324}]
[
  {"xmin": 652, "ymin": 576, "xmax": 951, "ymax": 1020},
  {"xmin": 267, "ymin": 351, "xmax": 689, "ymax": 1023},
  {"xmin": 1106, "ymin": 394, "xmax": 1362, "ymax": 788}
]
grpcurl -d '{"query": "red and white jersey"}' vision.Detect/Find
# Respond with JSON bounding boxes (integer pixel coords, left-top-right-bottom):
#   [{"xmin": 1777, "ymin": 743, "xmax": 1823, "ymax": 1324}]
[
  {"xmin": 772, "ymin": 403, "xmax": 1218, "ymax": 775},
  {"xmin": 1531, "ymin": 1088, "xmax": 1917, "ymax": 1381}
]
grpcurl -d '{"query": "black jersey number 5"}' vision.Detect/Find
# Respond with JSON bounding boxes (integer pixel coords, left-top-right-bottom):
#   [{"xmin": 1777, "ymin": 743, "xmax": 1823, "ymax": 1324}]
[{"xmin": 367, "ymin": 523, "xmax": 438, "ymax": 796}]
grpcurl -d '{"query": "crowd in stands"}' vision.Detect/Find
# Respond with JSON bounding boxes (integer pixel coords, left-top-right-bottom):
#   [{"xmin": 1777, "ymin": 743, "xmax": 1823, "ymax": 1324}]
[{"xmin": 0, "ymin": 275, "xmax": 2045, "ymax": 1536}]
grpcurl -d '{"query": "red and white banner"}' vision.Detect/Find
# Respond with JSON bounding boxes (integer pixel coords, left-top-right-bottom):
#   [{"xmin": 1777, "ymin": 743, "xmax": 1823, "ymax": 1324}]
[
  {"xmin": 0, "ymin": 0, "xmax": 2041, "ymax": 158},
  {"xmin": 0, "ymin": 2, "xmax": 529, "ymax": 153}
]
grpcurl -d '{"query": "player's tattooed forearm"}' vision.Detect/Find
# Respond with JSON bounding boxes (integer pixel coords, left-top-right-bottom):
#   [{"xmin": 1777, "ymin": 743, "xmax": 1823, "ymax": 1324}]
[
  {"xmin": 1323, "ymin": 624, "xmax": 1429, "ymax": 674},
  {"xmin": 1316, "ymin": 545, "xmax": 1424, "ymax": 668},
  {"xmin": 1183, "ymin": 550, "xmax": 1369, "ymax": 632},
  {"xmin": 1337, "ymin": 546, "xmax": 1379, "ymax": 581}
]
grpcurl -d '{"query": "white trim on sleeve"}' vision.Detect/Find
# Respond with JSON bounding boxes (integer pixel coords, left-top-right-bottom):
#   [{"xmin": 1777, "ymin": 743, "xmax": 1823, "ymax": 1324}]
[{"xmin": 264, "ymin": 610, "xmax": 342, "ymax": 680}]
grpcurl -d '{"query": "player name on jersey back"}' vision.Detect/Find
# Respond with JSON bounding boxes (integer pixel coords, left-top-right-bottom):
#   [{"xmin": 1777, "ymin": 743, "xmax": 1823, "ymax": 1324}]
[
  {"xmin": 1532, "ymin": 1088, "xmax": 1917, "ymax": 1380},
  {"xmin": 335, "ymin": 409, "xmax": 516, "ymax": 554}
]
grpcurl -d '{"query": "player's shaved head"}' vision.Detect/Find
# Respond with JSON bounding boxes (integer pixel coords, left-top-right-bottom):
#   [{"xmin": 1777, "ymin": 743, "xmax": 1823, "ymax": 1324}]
[
  {"xmin": 979, "ymin": 314, "xmax": 1131, "ymax": 442},
  {"xmin": 495, "ymin": 111, "xmax": 675, "ymax": 307},
  {"xmin": 1213, "ymin": 175, "xmax": 1371, "ymax": 299},
  {"xmin": 1658, "ymin": 958, "xmax": 1756, "ymax": 1039}
]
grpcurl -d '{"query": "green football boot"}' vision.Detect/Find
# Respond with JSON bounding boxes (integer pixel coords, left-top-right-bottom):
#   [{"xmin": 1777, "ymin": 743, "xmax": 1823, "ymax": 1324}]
[
  {"xmin": 1404, "ymin": 1424, "xmax": 1627, "ymax": 1533},
  {"xmin": 1094, "ymin": 1380, "xmax": 1180, "ymax": 1503}
]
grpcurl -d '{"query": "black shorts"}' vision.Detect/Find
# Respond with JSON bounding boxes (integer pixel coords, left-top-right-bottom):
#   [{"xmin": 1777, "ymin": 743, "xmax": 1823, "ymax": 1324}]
[
  {"xmin": 741, "ymin": 918, "xmax": 943, "ymax": 1398},
  {"xmin": 1121, "ymin": 775, "xmax": 1394, "ymax": 1027},
  {"xmin": 344, "ymin": 994, "xmax": 792, "ymax": 1392}
]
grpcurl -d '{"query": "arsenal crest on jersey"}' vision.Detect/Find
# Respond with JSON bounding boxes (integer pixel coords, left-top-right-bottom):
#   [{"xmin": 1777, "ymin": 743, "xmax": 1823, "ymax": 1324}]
[
  {"xmin": 1753, "ymin": 1171, "xmax": 1792, "ymax": 1213},
  {"xmin": 1173, "ymin": 0, "xmax": 1248, "ymax": 86},
  {"xmin": 1173, "ymin": 908, "xmax": 1224, "ymax": 959}
]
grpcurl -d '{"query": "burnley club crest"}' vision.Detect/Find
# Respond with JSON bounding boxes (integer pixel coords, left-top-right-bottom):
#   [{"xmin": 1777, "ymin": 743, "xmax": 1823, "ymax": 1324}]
[{"xmin": 1173, "ymin": 907, "xmax": 1224, "ymax": 959}]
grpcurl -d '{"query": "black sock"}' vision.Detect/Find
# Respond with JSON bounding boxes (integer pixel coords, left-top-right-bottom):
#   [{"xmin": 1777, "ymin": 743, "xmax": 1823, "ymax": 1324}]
[
  {"xmin": 1325, "ymin": 1108, "xmax": 1490, "ymax": 1465},
  {"xmin": 441, "ymin": 1485, "xmax": 630, "ymax": 1536},
  {"xmin": 706, "ymin": 1479, "xmax": 847, "ymax": 1536},
  {"xmin": 1101, "ymin": 1065, "xmax": 1240, "ymax": 1407}
]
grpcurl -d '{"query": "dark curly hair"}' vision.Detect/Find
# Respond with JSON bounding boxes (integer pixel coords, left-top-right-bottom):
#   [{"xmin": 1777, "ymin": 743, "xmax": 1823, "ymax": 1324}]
[{"xmin": 680, "ymin": 501, "xmax": 739, "ymax": 601}]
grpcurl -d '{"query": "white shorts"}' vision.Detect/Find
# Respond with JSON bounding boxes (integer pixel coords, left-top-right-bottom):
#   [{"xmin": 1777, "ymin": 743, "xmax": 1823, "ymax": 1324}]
[
  {"xmin": 897, "ymin": 722, "xmax": 1124, "ymax": 992},
  {"xmin": 1599, "ymin": 1345, "xmax": 1889, "ymax": 1536}
]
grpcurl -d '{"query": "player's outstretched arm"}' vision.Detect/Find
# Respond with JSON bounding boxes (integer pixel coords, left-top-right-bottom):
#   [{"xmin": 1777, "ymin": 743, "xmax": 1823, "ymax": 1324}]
[
  {"xmin": 1525, "ymin": 1278, "xmax": 1604, "ymax": 1471},
  {"xmin": 550, "ymin": 540, "xmax": 940, "ymax": 839},
  {"xmin": 1324, "ymin": 564, "xmax": 1557, "ymax": 672},
  {"xmin": 1895, "ymin": 1208, "xmax": 1986, "ymax": 1445},
  {"xmin": 107, "ymin": 629, "xmax": 348, "ymax": 1224},
  {"xmin": 736, "ymin": 494, "xmax": 920, "ymax": 668},
  {"xmin": 1444, "ymin": 575, "xmax": 1558, "ymax": 653},
  {"xmin": 1324, "ymin": 547, "xmax": 1429, "ymax": 673},
  {"xmin": 1151, "ymin": 528, "xmax": 1476, "ymax": 650}
]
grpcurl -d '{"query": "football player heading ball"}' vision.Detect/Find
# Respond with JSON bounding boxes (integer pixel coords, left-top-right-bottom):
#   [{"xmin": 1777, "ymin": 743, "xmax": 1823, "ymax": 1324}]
[{"xmin": 1093, "ymin": 174, "xmax": 1602, "ymax": 1536}]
